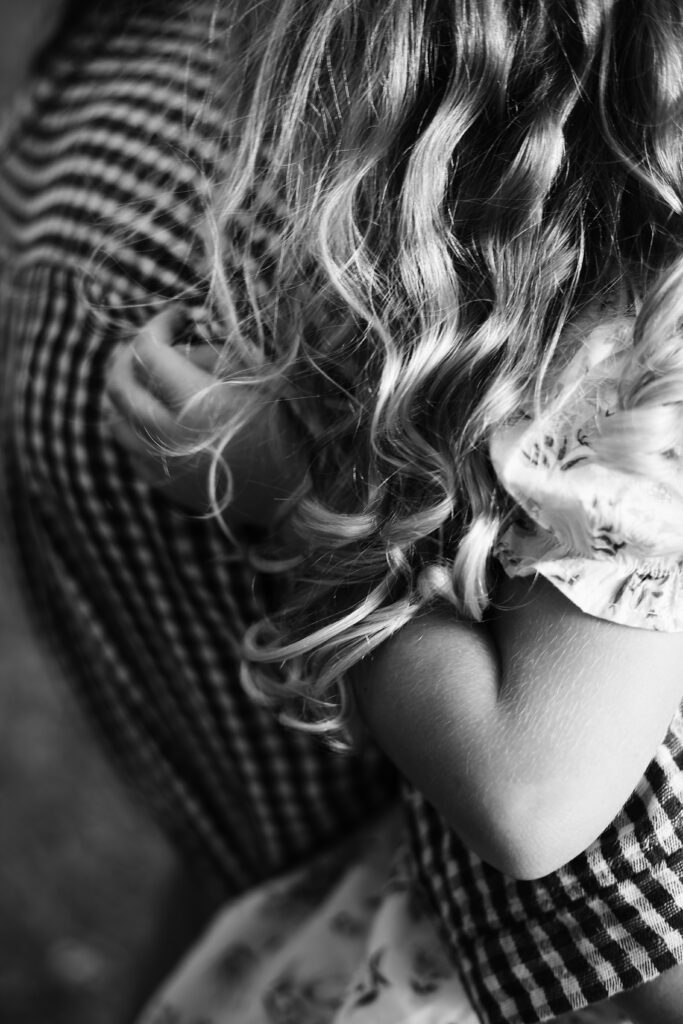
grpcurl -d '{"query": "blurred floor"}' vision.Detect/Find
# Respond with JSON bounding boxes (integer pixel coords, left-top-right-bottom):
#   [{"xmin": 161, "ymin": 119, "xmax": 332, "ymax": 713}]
[
  {"xmin": 0, "ymin": 543, "xmax": 176, "ymax": 1024},
  {"xmin": 0, "ymin": 9, "xmax": 211, "ymax": 1021}
]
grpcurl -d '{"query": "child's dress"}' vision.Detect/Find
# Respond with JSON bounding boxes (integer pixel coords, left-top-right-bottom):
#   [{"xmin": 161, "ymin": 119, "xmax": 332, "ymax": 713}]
[
  {"xmin": 134, "ymin": 317, "xmax": 683, "ymax": 1024},
  {"xmin": 135, "ymin": 815, "xmax": 628, "ymax": 1024},
  {"xmin": 2, "ymin": 4, "xmax": 683, "ymax": 1024}
]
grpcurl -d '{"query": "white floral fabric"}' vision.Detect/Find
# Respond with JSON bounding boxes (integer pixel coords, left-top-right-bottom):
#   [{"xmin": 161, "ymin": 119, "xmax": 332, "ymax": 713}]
[
  {"xmin": 136, "ymin": 813, "xmax": 628, "ymax": 1024},
  {"xmin": 490, "ymin": 314, "xmax": 683, "ymax": 630}
]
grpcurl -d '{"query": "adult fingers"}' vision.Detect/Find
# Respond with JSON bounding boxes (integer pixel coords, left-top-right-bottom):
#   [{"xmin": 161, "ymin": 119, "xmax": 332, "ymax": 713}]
[
  {"xmin": 186, "ymin": 342, "xmax": 220, "ymax": 373},
  {"xmin": 130, "ymin": 308, "xmax": 216, "ymax": 410},
  {"xmin": 105, "ymin": 346, "xmax": 177, "ymax": 448}
]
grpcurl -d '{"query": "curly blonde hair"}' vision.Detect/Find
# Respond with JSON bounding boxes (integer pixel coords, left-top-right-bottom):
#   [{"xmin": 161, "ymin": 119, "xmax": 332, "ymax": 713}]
[{"xmin": 192, "ymin": 0, "xmax": 683, "ymax": 742}]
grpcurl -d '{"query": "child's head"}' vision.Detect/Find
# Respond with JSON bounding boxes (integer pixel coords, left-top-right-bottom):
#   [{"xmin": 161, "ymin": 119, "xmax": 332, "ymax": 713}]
[{"xmin": 199, "ymin": 0, "xmax": 683, "ymax": 738}]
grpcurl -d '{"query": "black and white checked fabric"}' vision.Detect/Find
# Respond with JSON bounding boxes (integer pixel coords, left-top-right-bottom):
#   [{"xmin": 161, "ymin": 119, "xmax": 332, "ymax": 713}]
[
  {"xmin": 3, "ymin": 3, "xmax": 683, "ymax": 1021},
  {"xmin": 403, "ymin": 715, "xmax": 683, "ymax": 1022},
  {"xmin": 0, "ymin": 0, "xmax": 397, "ymax": 890}
]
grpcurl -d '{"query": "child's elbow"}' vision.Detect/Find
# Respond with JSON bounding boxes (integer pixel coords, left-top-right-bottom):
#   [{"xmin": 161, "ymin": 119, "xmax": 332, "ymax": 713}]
[
  {"xmin": 481, "ymin": 824, "xmax": 571, "ymax": 882},
  {"xmin": 449, "ymin": 790, "xmax": 594, "ymax": 881}
]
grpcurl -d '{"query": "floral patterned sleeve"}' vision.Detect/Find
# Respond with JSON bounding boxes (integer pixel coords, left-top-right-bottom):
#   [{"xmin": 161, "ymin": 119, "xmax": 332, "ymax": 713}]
[{"xmin": 489, "ymin": 315, "xmax": 683, "ymax": 631}]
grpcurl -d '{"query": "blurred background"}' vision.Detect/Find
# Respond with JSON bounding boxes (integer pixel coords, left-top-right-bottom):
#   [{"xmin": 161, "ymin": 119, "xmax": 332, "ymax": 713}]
[
  {"xmin": 0, "ymin": 6, "xmax": 220, "ymax": 1021},
  {"xmin": 0, "ymin": 537, "xmax": 176, "ymax": 1024},
  {"xmin": 0, "ymin": 4, "xmax": 180, "ymax": 1021}
]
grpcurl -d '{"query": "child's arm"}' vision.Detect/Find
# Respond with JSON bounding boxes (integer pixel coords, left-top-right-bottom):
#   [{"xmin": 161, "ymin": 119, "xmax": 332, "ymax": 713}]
[
  {"xmin": 106, "ymin": 310, "xmax": 683, "ymax": 882},
  {"xmin": 104, "ymin": 308, "xmax": 308, "ymax": 529},
  {"xmin": 352, "ymin": 574, "xmax": 683, "ymax": 879}
]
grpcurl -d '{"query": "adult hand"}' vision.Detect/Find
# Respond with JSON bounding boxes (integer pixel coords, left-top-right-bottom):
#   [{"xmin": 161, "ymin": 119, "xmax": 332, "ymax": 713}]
[{"xmin": 104, "ymin": 307, "xmax": 310, "ymax": 527}]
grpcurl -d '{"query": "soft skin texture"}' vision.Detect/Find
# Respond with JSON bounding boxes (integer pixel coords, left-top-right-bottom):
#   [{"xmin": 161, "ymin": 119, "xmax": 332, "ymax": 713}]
[{"xmin": 352, "ymin": 574, "xmax": 683, "ymax": 879}]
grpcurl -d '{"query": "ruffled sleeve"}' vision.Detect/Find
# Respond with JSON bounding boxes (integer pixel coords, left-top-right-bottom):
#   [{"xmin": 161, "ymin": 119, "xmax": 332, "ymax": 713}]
[{"xmin": 490, "ymin": 316, "xmax": 683, "ymax": 631}]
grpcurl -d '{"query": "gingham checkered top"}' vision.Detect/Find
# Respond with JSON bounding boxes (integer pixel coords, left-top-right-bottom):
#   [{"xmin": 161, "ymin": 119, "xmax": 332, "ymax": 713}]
[
  {"xmin": 0, "ymin": 0, "xmax": 397, "ymax": 889},
  {"xmin": 3, "ymin": 4, "xmax": 683, "ymax": 1022}
]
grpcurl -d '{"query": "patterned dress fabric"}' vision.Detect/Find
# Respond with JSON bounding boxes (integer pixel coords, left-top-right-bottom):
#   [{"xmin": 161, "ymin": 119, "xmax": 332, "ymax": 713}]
[
  {"xmin": 136, "ymin": 813, "xmax": 628, "ymax": 1024},
  {"xmin": 491, "ymin": 312, "xmax": 683, "ymax": 630},
  {"xmin": 138, "ymin": 813, "xmax": 487, "ymax": 1024},
  {"xmin": 0, "ymin": 4, "xmax": 681, "ymax": 1023}
]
